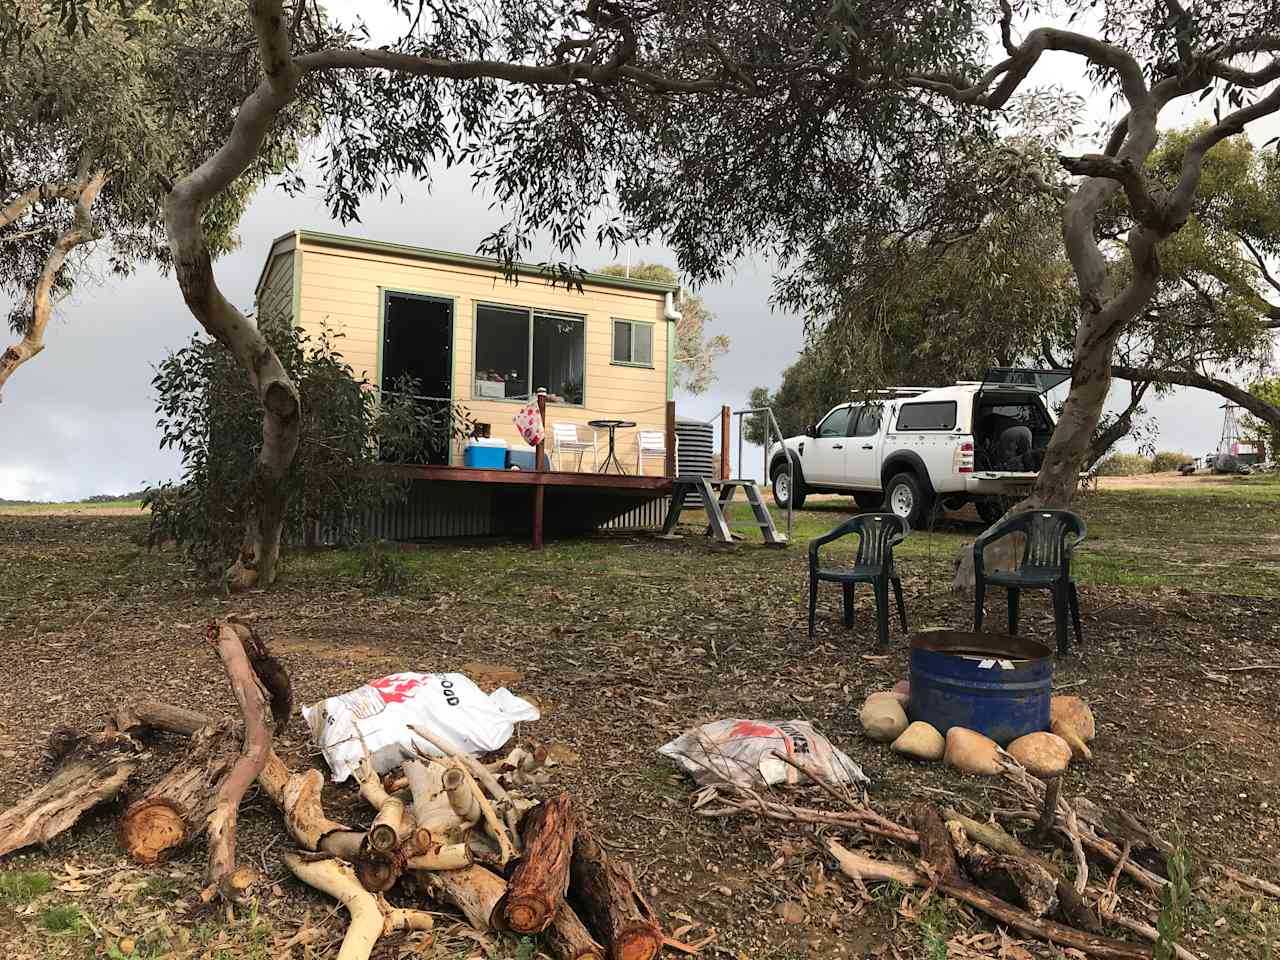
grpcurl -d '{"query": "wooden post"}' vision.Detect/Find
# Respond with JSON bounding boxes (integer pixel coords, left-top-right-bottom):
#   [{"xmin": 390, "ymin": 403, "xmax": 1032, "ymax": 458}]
[
  {"xmin": 533, "ymin": 392, "xmax": 547, "ymax": 550},
  {"xmin": 720, "ymin": 405, "xmax": 731, "ymax": 480},
  {"xmin": 664, "ymin": 400, "xmax": 676, "ymax": 478}
]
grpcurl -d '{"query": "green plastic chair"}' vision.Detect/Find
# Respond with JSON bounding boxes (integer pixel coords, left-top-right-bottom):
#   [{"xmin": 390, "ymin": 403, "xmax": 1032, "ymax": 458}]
[
  {"xmin": 808, "ymin": 513, "xmax": 909, "ymax": 649},
  {"xmin": 973, "ymin": 509, "xmax": 1087, "ymax": 656}
]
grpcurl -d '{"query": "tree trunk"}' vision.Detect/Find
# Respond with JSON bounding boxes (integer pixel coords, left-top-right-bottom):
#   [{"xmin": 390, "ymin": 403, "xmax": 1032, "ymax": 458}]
[
  {"xmin": 0, "ymin": 731, "xmax": 144, "ymax": 857},
  {"xmin": 0, "ymin": 169, "xmax": 107, "ymax": 401},
  {"xmin": 502, "ymin": 792, "xmax": 578, "ymax": 933},
  {"xmin": 120, "ymin": 721, "xmax": 239, "ymax": 863},
  {"xmin": 203, "ymin": 620, "xmax": 274, "ymax": 902},
  {"xmin": 162, "ymin": 1, "xmax": 303, "ymax": 592},
  {"xmin": 569, "ymin": 829, "xmax": 663, "ymax": 960},
  {"xmin": 546, "ymin": 904, "xmax": 607, "ymax": 960}
]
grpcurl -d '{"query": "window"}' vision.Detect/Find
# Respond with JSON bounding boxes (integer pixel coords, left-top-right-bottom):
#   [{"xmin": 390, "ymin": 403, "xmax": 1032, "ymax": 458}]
[
  {"xmin": 612, "ymin": 319, "xmax": 654, "ymax": 366},
  {"xmin": 896, "ymin": 401, "xmax": 957, "ymax": 431},
  {"xmin": 473, "ymin": 305, "xmax": 585, "ymax": 405},
  {"xmin": 817, "ymin": 406, "xmax": 852, "ymax": 438},
  {"xmin": 851, "ymin": 405, "xmax": 882, "ymax": 437},
  {"xmin": 532, "ymin": 313, "xmax": 585, "ymax": 405}
]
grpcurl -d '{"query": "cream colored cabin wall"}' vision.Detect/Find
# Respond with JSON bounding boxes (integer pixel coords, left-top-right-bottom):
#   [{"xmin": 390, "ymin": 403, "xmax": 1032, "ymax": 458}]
[
  {"xmin": 255, "ymin": 251, "xmax": 294, "ymax": 325},
  {"xmin": 295, "ymin": 244, "xmax": 671, "ymax": 472}
]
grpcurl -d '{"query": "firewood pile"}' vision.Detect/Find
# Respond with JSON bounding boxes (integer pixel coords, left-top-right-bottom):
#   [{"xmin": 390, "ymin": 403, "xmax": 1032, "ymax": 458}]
[
  {"xmin": 693, "ymin": 748, "xmax": 1277, "ymax": 959},
  {"xmin": 0, "ymin": 619, "xmax": 681, "ymax": 960}
]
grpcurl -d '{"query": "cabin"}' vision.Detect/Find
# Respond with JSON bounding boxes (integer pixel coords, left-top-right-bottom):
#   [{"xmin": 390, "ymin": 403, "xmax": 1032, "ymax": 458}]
[{"xmin": 253, "ymin": 230, "xmax": 687, "ymax": 544}]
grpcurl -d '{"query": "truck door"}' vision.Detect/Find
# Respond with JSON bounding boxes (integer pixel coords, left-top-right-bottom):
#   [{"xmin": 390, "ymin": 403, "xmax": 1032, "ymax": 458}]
[
  {"xmin": 846, "ymin": 404, "xmax": 884, "ymax": 488},
  {"xmin": 804, "ymin": 405, "xmax": 852, "ymax": 484}
]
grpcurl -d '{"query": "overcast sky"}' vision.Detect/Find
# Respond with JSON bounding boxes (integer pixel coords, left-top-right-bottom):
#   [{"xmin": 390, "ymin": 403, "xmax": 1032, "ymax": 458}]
[{"xmin": 1, "ymin": 10, "xmax": 1272, "ymax": 501}]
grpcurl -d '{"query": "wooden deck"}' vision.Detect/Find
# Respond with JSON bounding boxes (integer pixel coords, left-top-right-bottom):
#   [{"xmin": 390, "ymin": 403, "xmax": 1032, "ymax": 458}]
[{"xmin": 391, "ymin": 464, "xmax": 672, "ymax": 492}]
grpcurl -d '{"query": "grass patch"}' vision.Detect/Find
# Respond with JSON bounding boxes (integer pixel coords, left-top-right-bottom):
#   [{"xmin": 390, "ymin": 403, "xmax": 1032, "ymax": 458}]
[
  {"xmin": 37, "ymin": 903, "xmax": 85, "ymax": 934},
  {"xmin": 0, "ymin": 869, "xmax": 53, "ymax": 904}
]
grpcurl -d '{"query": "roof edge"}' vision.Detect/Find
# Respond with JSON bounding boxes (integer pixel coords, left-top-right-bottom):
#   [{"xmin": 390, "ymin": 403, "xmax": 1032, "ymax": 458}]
[
  {"xmin": 253, "ymin": 231, "xmax": 298, "ymax": 299},
  {"xmin": 294, "ymin": 229, "xmax": 679, "ymax": 295}
]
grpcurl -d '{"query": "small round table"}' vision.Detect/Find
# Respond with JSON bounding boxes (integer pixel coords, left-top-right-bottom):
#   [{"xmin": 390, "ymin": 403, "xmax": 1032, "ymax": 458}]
[{"xmin": 588, "ymin": 419, "xmax": 637, "ymax": 474}]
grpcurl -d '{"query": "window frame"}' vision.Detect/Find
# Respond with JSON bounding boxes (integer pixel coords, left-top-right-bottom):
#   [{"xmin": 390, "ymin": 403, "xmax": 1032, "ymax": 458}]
[
  {"xmin": 894, "ymin": 400, "xmax": 959, "ymax": 432},
  {"xmin": 610, "ymin": 318, "xmax": 656, "ymax": 368},
  {"xmin": 472, "ymin": 300, "xmax": 587, "ymax": 407},
  {"xmin": 815, "ymin": 405, "xmax": 853, "ymax": 438}
]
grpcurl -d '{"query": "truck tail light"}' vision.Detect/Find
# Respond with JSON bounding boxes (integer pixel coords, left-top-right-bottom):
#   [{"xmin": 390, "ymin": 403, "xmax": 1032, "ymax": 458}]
[{"xmin": 956, "ymin": 441, "xmax": 974, "ymax": 474}]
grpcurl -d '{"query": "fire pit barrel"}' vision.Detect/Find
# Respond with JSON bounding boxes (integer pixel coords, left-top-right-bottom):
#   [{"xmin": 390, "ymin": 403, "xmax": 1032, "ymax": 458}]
[{"xmin": 908, "ymin": 631, "xmax": 1052, "ymax": 746}]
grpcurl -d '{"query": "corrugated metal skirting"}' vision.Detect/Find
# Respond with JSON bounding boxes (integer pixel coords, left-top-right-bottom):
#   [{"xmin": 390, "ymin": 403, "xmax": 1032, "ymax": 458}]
[
  {"xmin": 311, "ymin": 482, "xmax": 668, "ymax": 543},
  {"xmin": 596, "ymin": 496, "xmax": 671, "ymax": 531}
]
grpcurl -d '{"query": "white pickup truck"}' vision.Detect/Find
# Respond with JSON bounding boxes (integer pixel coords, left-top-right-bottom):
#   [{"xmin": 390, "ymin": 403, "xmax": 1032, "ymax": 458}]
[{"xmin": 768, "ymin": 374, "xmax": 1064, "ymax": 526}]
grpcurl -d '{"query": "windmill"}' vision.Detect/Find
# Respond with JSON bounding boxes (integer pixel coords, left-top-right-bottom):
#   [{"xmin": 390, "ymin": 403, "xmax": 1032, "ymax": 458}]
[{"xmin": 1214, "ymin": 403, "xmax": 1257, "ymax": 473}]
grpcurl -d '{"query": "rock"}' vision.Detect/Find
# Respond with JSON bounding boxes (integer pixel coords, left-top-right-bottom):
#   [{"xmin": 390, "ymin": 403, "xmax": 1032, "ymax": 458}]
[
  {"xmin": 1051, "ymin": 719, "xmax": 1094, "ymax": 762},
  {"xmin": 1007, "ymin": 731, "xmax": 1072, "ymax": 777},
  {"xmin": 944, "ymin": 727, "xmax": 1002, "ymax": 775},
  {"xmin": 860, "ymin": 697, "xmax": 908, "ymax": 743},
  {"xmin": 1050, "ymin": 696, "xmax": 1095, "ymax": 741},
  {"xmin": 891, "ymin": 721, "xmax": 945, "ymax": 761},
  {"xmin": 865, "ymin": 690, "xmax": 910, "ymax": 710}
]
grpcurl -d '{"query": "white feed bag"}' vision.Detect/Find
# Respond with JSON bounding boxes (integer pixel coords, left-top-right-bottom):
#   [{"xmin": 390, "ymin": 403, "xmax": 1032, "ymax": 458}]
[{"xmin": 302, "ymin": 672, "xmax": 540, "ymax": 782}]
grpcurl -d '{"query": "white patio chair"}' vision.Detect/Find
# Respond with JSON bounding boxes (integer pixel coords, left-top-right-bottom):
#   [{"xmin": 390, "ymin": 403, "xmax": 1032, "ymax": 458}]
[
  {"xmin": 636, "ymin": 429, "xmax": 676, "ymax": 474},
  {"xmin": 552, "ymin": 421, "xmax": 597, "ymax": 471}
]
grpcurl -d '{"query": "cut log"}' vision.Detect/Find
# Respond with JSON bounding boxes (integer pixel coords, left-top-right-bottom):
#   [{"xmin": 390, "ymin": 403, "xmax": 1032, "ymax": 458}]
[
  {"xmin": 0, "ymin": 731, "xmax": 144, "ymax": 857},
  {"xmin": 405, "ymin": 842, "xmax": 472, "ymax": 871},
  {"xmin": 570, "ymin": 829, "xmax": 663, "ymax": 960},
  {"xmin": 257, "ymin": 752, "xmax": 365, "ymax": 860},
  {"xmin": 204, "ymin": 620, "xmax": 274, "ymax": 902},
  {"xmin": 421, "ymin": 862, "xmax": 507, "ymax": 930},
  {"xmin": 368, "ymin": 797, "xmax": 406, "ymax": 854},
  {"xmin": 502, "ymin": 792, "xmax": 577, "ymax": 933},
  {"xmin": 107, "ymin": 700, "xmax": 214, "ymax": 738},
  {"xmin": 120, "ymin": 721, "xmax": 239, "ymax": 863},
  {"xmin": 546, "ymin": 903, "xmax": 607, "ymax": 960},
  {"xmin": 964, "ymin": 851, "xmax": 1059, "ymax": 917},
  {"xmin": 944, "ymin": 809, "xmax": 1099, "ymax": 933}
]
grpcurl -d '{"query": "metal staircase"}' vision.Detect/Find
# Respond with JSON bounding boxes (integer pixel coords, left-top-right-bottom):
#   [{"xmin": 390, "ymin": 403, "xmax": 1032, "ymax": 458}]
[{"xmin": 658, "ymin": 406, "xmax": 790, "ymax": 547}]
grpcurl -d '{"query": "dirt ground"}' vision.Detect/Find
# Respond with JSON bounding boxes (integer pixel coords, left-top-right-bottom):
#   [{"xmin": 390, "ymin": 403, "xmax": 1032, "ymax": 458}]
[{"xmin": 1, "ymin": 484, "xmax": 1278, "ymax": 960}]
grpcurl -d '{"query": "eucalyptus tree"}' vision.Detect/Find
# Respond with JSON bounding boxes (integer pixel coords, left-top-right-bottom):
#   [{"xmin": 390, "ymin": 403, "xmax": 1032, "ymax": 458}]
[
  {"xmin": 0, "ymin": 1, "xmax": 310, "ymax": 399},
  {"xmin": 156, "ymin": 0, "xmax": 983, "ymax": 590},
  {"xmin": 884, "ymin": 0, "xmax": 1280, "ymax": 507}
]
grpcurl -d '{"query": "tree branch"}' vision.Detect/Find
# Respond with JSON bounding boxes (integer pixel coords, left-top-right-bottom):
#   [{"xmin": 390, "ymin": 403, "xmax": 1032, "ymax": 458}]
[
  {"xmin": 1112, "ymin": 364, "xmax": 1280, "ymax": 429},
  {"xmin": 1058, "ymin": 154, "xmax": 1172, "ymax": 230},
  {"xmin": 0, "ymin": 169, "xmax": 107, "ymax": 399}
]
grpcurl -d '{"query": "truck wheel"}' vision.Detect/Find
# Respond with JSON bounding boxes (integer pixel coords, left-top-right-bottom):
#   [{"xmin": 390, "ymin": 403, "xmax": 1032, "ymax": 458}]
[
  {"xmin": 853, "ymin": 492, "xmax": 882, "ymax": 510},
  {"xmin": 772, "ymin": 463, "xmax": 806, "ymax": 509},
  {"xmin": 884, "ymin": 472, "xmax": 931, "ymax": 528}
]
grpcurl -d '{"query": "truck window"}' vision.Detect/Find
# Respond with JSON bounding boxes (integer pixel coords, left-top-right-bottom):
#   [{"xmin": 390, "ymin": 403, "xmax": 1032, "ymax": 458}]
[
  {"xmin": 896, "ymin": 401, "xmax": 957, "ymax": 431},
  {"xmin": 817, "ymin": 407, "xmax": 852, "ymax": 437},
  {"xmin": 852, "ymin": 406, "xmax": 882, "ymax": 437}
]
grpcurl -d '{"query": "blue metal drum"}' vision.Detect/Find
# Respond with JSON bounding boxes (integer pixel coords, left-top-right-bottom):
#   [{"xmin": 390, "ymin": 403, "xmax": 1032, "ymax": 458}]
[{"xmin": 909, "ymin": 631, "xmax": 1053, "ymax": 745}]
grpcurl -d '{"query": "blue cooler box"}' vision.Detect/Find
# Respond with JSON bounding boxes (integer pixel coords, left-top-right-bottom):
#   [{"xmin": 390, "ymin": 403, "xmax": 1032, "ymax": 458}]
[
  {"xmin": 463, "ymin": 438, "xmax": 508, "ymax": 469},
  {"xmin": 506, "ymin": 448, "xmax": 550, "ymax": 470}
]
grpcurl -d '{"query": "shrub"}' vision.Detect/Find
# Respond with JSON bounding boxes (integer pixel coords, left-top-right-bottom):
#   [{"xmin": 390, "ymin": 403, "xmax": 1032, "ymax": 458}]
[
  {"xmin": 360, "ymin": 545, "xmax": 411, "ymax": 593},
  {"xmin": 1150, "ymin": 451, "xmax": 1191, "ymax": 473},
  {"xmin": 145, "ymin": 316, "xmax": 472, "ymax": 576},
  {"xmin": 1095, "ymin": 452, "xmax": 1154, "ymax": 476}
]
